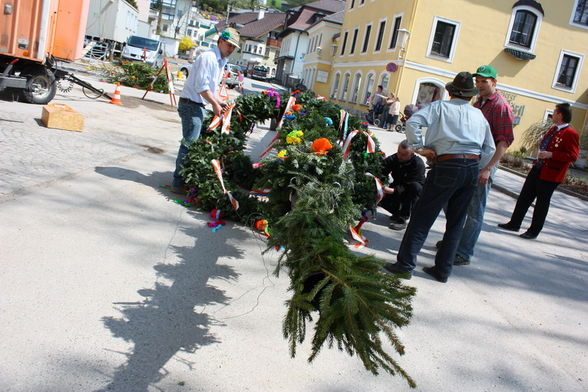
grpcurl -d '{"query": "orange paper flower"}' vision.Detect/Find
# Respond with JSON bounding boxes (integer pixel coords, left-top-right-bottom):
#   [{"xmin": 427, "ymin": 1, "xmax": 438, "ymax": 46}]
[
  {"xmin": 292, "ymin": 104, "xmax": 303, "ymax": 112},
  {"xmin": 311, "ymin": 138, "xmax": 333, "ymax": 155}
]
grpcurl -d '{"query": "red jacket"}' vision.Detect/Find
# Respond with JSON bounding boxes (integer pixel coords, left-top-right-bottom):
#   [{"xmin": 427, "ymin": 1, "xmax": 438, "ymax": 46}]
[{"xmin": 538, "ymin": 125, "xmax": 579, "ymax": 183}]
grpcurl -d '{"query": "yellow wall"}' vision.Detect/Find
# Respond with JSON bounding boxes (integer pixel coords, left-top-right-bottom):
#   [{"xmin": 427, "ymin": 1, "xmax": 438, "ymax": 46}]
[{"xmin": 319, "ymin": 0, "xmax": 588, "ymax": 149}]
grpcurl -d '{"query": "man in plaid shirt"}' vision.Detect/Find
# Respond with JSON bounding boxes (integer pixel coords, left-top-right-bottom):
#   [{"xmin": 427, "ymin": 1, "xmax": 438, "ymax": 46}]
[{"xmin": 445, "ymin": 65, "xmax": 515, "ymax": 265}]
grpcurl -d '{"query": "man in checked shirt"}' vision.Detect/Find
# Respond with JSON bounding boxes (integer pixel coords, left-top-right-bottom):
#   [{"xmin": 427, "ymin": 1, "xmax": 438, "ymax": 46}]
[{"xmin": 440, "ymin": 65, "xmax": 515, "ymax": 266}]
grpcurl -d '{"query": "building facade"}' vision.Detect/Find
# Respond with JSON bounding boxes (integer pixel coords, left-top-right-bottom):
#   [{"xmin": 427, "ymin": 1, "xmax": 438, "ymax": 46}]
[
  {"xmin": 301, "ymin": 10, "xmax": 344, "ymax": 94},
  {"xmin": 322, "ymin": 0, "xmax": 587, "ymax": 152},
  {"xmin": 216, "ymin": 10, "xmax": 286, "ymax": 76},
  {"xmin": 276, "ymin": 0, "xmax": 345, "ymax": 86}
]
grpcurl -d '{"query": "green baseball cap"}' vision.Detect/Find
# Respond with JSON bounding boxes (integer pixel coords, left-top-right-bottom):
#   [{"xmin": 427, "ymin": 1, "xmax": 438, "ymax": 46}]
[{"xmin": 473, "ymin": 65, "xmax": 497, "ymax": 79}]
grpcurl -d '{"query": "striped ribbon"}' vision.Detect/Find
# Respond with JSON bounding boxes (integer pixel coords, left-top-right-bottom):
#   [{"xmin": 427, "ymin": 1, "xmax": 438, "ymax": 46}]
[
  {"xmin": 365, "ymin": 172, "xmax": 384, "ymax": 205},
  {"xmin": 276, "ymin": 96, "xmax": 296, "ymax": 130},
  {"xmin": 211, "ymin": 159, "xmax": 239, "ymax": 210},
  {"xmin": 341, "ymin": 130, "xmax": 376, "ymax": 160}
]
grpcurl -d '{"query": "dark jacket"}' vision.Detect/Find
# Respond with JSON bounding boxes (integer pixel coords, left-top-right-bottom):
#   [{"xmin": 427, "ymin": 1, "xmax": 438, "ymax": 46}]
[{"xmin": 383, "ymin": 153, "xmax": 426, "ymax": 194}]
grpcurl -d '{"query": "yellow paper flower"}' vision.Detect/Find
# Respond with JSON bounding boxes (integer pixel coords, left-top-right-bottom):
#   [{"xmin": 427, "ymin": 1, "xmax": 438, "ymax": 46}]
[{"xmin": 277, "ymin": 149, "xmax": 288, "ymax": 158}]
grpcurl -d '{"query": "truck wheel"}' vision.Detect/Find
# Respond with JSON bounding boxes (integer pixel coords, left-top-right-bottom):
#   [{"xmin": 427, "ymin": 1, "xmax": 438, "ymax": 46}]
[{"xmin": 22, "ymin": 69, "xmax": 57, "ymax": 104}]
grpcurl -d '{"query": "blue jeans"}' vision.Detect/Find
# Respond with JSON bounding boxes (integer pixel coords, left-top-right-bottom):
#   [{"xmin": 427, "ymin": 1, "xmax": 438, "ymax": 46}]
[
  {"xmin": 396, "ymin": 159, "xmax": 479, "ymax": 279},
  {"xmin": 173, "ymin": 100, "xmax": 204, "ymax": 187},
  {"xmin": 455, "ymin": 166, "xmax": 496, "ymax": 260}
]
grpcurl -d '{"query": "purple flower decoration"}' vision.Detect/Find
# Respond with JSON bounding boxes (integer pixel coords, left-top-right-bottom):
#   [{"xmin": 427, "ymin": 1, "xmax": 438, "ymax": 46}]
[{"xmin": 266, "ymin": 88, "xmax": 281, "ymax": 108}]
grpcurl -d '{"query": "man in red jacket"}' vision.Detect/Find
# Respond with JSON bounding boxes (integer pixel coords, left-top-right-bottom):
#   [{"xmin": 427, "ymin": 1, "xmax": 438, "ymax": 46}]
[{"xmin": 498, "ymin": 103, "xmax": 580, "ymax": 239}]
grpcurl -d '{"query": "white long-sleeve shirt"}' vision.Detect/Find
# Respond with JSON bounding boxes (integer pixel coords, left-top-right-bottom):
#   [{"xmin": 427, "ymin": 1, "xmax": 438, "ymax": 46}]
[{"xmin": 181, "ymin": 47, "xmax": 227, "ymax": 104}]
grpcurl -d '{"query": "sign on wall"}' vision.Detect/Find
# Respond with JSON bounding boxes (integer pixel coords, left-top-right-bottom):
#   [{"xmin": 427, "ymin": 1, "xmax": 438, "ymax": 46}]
[
  {"xmin": 316, "ymin": 70, "xmax": 329, "ymax": 83},
  {"xmin": 386, "ymin": 62, "xmax": 398, "ymax": 73}
]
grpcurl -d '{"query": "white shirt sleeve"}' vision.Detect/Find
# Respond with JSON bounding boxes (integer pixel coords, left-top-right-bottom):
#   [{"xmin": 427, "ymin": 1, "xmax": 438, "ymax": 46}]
[{"xmin": 405, "ymin": 105, "xmax": 433, "ymax": 149}]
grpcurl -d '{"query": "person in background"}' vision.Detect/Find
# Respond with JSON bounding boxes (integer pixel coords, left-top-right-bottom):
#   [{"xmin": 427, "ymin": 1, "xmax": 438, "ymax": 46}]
[
  {"xmin": 383, "ymin": 72, "xmax": 495, "ymax": 283},
  {"xmin": 387, "ymin": 95, "xmax": 401, "ymax": 131},
  {"xmin": 171, "ymin": 28, "xmax": 240, "ymax": 194},
  {"xmin": 237, "ymin": 70, "xmax": 245, "ymax": 94},
  {"xmin": 380, "ymin": 140, "xmax": 426, "ymax": 230},
  {"xmin": 498, "ymin": 103, "xmax": 579, "ymax": 239}
]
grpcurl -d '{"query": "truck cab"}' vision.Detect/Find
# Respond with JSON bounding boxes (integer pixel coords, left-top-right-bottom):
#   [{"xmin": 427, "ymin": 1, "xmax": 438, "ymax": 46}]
[{"xmin": 121, "ymin": 35, "xmax": 164, "ymax": 68}]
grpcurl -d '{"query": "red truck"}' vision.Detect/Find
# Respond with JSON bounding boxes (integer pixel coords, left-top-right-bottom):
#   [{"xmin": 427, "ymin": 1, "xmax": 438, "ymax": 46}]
[{"xmin": 0, "ymin": 0, "xmax": 90, "ymax": 103}]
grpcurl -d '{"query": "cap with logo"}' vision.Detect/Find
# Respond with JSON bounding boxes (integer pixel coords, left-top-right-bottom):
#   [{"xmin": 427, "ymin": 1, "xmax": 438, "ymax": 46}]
[
  {"xmin": 473, "ymin": 65, "xmax": 497, "ymax": 79},
  {"xmin": 220, "ymin": 28, "xmax": 241, "ymax": 49}
]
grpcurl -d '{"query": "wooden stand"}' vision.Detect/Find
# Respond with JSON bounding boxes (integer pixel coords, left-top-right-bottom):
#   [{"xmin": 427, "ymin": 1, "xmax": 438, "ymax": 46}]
[
  {"xmin": 141, "ymin": 58, "xmax": 177, "ymax": 106},
  {"xmin": 41, "ymin": 103, "xmax": 84, "ymax": 132}
]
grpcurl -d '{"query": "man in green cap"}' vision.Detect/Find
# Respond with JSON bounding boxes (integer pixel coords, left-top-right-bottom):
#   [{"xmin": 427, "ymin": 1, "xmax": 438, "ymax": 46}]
[{"xmin": 443, "ymin": 65, "xmax": 514, "ymax": 265}]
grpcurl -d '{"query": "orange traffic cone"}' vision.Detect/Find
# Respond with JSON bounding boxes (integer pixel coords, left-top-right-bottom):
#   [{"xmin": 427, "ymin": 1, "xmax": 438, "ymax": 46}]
[{"xmin": 109, "ymin": 82, "xmax": 123, "ymax": 105}]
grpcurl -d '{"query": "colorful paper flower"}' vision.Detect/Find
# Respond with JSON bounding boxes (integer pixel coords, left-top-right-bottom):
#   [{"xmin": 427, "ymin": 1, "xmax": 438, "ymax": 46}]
[
  {"xmin": 325, "ymin": 117, "xmax": 333, "ymax": 126},
  {"xmin": 286, "ymin": 130, "xmax": 303, "ymax": 145},
  {"xmin": 277, "ymin": 149, "xmax": 288, "ymax": 158},
  {"xmin": 292, "ymin": 104, "xmax": 303, "ymax": 112},
  {"xmin": 311, "ymin": 138, "xmax": 333, "ymax": 155}
]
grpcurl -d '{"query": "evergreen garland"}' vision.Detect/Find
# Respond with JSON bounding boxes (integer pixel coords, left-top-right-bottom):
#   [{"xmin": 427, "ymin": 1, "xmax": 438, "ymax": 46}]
[{"xmin": 178, "ymin": 90, "xmax": 417, "ymax": 387}]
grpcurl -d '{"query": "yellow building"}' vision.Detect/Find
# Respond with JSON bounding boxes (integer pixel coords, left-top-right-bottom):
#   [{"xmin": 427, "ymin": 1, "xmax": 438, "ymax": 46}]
[
  {"xmin": 302, "ymin": 11, "xmax": 345, "ymax": 97},
  {"xmin": 313, "ymin": 0, "xmax": 588, "ymax": 154}
]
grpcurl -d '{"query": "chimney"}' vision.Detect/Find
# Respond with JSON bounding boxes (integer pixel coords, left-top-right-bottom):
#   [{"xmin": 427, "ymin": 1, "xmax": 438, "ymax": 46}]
[{"xmin": 258, "ymin": 8, "xmax": 265, "ymax": 20}]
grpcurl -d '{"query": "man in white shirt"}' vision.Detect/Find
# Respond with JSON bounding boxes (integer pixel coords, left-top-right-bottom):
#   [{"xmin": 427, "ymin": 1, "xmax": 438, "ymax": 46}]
[
  {"xmin": 383, "ymin": 72, "xmax": 495, "ymax": 283},
  {"xmin": 172, "ymin": 28, "xmax": 240, "ymax": 193}
]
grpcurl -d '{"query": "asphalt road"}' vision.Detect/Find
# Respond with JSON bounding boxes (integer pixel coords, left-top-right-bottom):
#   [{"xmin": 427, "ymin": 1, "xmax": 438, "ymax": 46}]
[{"xmin": 1, "ymin": 72, "xmax": 587, "ymax": 392}]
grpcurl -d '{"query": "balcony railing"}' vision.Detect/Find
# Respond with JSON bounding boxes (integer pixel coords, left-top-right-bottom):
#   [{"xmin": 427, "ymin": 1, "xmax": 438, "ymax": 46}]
[{"xmin": 266, "ymin": 37, "xmax": 281, "ymax": 48}]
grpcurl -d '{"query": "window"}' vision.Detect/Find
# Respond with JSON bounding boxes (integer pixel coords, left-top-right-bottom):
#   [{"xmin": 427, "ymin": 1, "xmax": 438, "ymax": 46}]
[
  {"xmin": 350, "ymin": 28, "xmax": 359, "ymax": 54},
  {"xmin": 509, "ymin": 10, "xmax": 536, "ymax": 48},
  {"xmin": 363, "ymin": 73, "xmax": 375, "ymax": 105},
  {"xmin": 351, "ymin": 73, "xmax": 362, "ymax": 103},
  {"xmin": 340, "ymin": 31, "xmax": 349, "ymax": 55},
  {"xmin": 389, "ymin": 16, "xmax": 402, "ymax": 49},
  {"xmin": 350, "ymin": 0, "xmax": 355, "ymax": 9},
  {"xmin": 412, "ymin": 79, "xmax": 445, "ymax": 108},
  {"xmin": 359, "ymin": 0, "xmax": 365, "ymax": 5},
  {"xmin": 362, "ymin": 24, "xmax": 372, "ymax": 53},
  {"xmin": 571, "ymin": 0, "xmax": 588, "ymax": 27},
  {"xmin": 431, "ymin": 21, "xmax": 455, "ymax": 57},
  {"xmin": 427, "ymin": 17, "xmax": 460, "ymax": 61},
  {"xmin": 375, "ymin": 20, "xmax": 386, "ymax": 52},
  {"xmin": 505, "ymin": 6, "xmax": 542, "ymax": 53},
  {"xmin": 341, "ymin": 73, "xmax": 351, "ymax": 100},
  {"xmin": 553, "ymin": 50, "xmax": 584, "ymax": 92},
  {"xmin": 331, "ymin": 73, "xmax": 341, "ymax": 98},
  {"xmin": 379, "ymin": 72, "xmax": 389, "ymax": 94}
]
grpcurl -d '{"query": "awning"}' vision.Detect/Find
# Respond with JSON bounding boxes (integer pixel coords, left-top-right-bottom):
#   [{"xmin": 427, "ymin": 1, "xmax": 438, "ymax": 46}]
[{"xmin": 204, "ymin": 27, "xmax": 217, "ymax": 37}]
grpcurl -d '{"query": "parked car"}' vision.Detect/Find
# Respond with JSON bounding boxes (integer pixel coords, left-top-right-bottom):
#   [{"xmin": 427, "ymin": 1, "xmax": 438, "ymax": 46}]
[
  {"xmin": 250, "ymin": 65, "xmax": 269, "ymax": 81},
  {"xmin": 121, "ymin": 35, "xmax": 165, "ymax": 68}
]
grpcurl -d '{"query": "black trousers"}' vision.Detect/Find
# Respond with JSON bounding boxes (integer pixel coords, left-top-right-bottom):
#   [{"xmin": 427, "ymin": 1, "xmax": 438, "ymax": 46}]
[
  {"xmin": 509, "ymin": 166, "xmax": 559, "ymax": 235},
  {"xmin": 380, "ymin": 182, "xmax": 422, "ymax": 221}
]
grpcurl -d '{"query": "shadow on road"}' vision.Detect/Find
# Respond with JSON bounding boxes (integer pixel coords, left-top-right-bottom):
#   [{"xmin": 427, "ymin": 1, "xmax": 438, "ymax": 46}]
[{"xmin": 95, "ymin": 214, "xmax": 241, "ymax": 391}]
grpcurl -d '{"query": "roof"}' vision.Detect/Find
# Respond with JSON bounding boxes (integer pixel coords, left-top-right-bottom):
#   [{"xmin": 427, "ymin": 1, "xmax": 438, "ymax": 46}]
[
  {"xmin": 323, "ymin": 9, "xmax": 344, "ymax": 24},
  {"xmin": 281, "ymin": 0, "xmax": 345, "ymax": 35},
  {"xmin": 216, "ymin": 11, "xmax": 286, "ymax": 39},
  {"xmin": 303, "ymin": 0, "xmax": 346, "ymax": 13}
]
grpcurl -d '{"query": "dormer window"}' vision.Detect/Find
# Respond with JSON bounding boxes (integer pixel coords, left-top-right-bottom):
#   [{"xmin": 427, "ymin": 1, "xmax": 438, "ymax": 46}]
[{"xmin": 504, "ymin": 2, "xmax": 543, "ymax": 57}]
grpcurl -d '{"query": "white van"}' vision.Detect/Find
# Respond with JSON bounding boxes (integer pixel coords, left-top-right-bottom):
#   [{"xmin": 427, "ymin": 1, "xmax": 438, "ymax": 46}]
[{"xmin": 121, "ymin": 35, "xmax": 165, "ymax": 68}]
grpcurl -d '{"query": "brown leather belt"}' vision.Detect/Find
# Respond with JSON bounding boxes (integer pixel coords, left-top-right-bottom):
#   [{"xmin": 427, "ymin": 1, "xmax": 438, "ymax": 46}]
[
  {"xmin": 179, "ymin": 97, "xmax": 204, "ymax": 106},
  {"xmin": 436, "ymin": 154, "xmax": 480, "ymax": 162}
]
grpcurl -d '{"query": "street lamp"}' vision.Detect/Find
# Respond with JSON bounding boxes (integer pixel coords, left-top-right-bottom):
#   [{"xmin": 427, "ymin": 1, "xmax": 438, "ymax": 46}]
[{"xmin": 397, "ymin": 28, "xmax": 410, "ymax": 59}]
